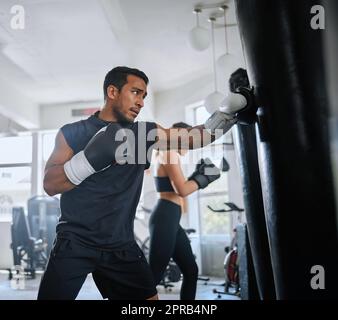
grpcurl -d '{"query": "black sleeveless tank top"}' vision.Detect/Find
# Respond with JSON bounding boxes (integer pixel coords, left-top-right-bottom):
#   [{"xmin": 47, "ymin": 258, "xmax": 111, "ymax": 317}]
[{"xmin": 57, "ymin": 112, "xmax": 157, "ymax": 249}]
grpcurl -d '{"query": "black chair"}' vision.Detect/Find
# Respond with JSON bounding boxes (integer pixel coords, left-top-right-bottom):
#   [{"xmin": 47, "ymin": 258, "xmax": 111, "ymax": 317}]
[{"xmin": 10, "ymin": 207, "xmax": 48, "ymax": 279}]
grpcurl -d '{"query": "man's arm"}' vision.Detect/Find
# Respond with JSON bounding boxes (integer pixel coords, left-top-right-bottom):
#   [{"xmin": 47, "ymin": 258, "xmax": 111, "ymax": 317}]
[
  {"xmin": 154, "ymin": 88, "xmax": 255, "ymax": 151},
  {"xmin": 45, "ymin": 123, "xmax": 127, "ymax": 195},
  {"xmin": 155, "ymin": 124, "xmax": 216, "ymax": 150},
  {"xmin": 43, "ymin": 130, "xmax": 76, "ymax": 196}
]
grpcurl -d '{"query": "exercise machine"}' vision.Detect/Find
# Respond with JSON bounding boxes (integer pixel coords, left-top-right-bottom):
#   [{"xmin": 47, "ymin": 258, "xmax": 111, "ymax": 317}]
[
  {"xmin": 10, "ymin": 207, "xmax": 48, "ymax": 279},
  {"xmin": 207, "ymin": 202, "xmax": 244, "ymax": 298}
]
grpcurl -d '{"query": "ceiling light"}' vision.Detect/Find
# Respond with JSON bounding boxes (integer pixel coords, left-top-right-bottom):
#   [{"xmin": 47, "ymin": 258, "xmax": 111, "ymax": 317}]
[
  {"xmin": 216, "ymin": 5, "xmax": 241, "ymax": 78},
  {"xmin": 188, "ymin": 8, "xmax": 210, "ymax": 51},
  {"xmin": 204, "ymin": 17, "xmax": 224, "ymax": 114}
]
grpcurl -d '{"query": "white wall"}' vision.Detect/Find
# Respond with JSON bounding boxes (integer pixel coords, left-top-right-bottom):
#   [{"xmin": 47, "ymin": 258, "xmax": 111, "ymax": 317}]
[
  {"xmin": 40, "ymin": 87, "xmax": 156, "ymax": 130},
  {"xmin": 0, "ymin": 77, "xmax": 39, "ymax": 130},
  {"xmin": 40, "ymin": 101, "xmax": 103, "ymax": 130},
  {"xmin": 154, "ymin": 74, "xmax": 214, "ymax": 127}
]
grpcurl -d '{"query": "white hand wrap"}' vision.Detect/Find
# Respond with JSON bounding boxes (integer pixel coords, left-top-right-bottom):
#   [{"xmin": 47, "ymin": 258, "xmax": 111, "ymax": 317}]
[
  {"xmin": 63, "ymin": 151, "xmax": 96, "ymax": 185},
  {"xmin": 219, "ymin": 92, "xmax": 248, "ymax": 114},
  {"xmin": 204, "ymin": 111, "xmax": 237, "ymax": 135}
]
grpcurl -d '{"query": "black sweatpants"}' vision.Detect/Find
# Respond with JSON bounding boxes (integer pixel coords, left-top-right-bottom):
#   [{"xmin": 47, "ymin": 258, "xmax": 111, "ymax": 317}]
[
  {"xmin": 148, "ymin": 199, "xmax": 198, "ymax": 300},
  {"xmin": 37, "ymin": 238, "xmax": 157, "ymax": 300}
]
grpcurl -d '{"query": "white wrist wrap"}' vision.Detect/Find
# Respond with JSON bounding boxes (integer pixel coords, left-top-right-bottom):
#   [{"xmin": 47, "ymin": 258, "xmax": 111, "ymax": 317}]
[
  {"xmin": 219, "ymin": 92, "xmax": 248, "ymax": 114},
  {"xmin": 204, "ymin": 111, "xmax": 237, "ymax": 135},
  {"xmin": 63, "ymin": 151, "xmax": 96, "ymax": 185}
]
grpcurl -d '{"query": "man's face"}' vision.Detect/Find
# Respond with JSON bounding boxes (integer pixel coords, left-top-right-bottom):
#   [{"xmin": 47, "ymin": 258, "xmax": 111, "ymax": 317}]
[{"xmin": 111, "ymin": 75, "xmax": 147, "ymax": 123}]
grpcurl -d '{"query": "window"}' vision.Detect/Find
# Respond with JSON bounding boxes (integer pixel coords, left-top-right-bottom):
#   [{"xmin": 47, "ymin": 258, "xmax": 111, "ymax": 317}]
[
  {"xmin": 0, "ymin": 136, "xmax": 32, "ymax": 164},
  {"xmin": 193, "ymin": 105, "xmax": 233, "ymax": 237},
  {"xmin": 0, "ymin": 166, "xmax": 32, "ymax": 215},
  {"xmin": 198, "ymin": 194, "xmax": 231, "ymax": 235},
  {"xmin": 0, "ymin": 135, "xmax": 32, "ymax": 221},
  {"xmin": 195, "ymin": 105, "xmax": 210, "ymax": 125},
  {"xmin": 42, "ymin": 132, "xmax": 57, "ymax": 162}
]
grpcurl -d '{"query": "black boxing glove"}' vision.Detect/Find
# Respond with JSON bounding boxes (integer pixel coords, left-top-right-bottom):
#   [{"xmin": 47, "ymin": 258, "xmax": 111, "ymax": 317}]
[
  {"xmin": 188, "ymin": 158, "xmax": 221, "ymax": 189},
  {"xmin": 219, "ymin": 86, "xmax": 257, "ymax": 125},
  {"xmin": 64, "ymin": 123, "xmax": 129, "ymax": 185}
]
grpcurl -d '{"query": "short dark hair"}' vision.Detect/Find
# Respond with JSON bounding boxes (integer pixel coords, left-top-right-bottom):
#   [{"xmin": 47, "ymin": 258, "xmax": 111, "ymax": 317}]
[
  {"xmin": 229, "ymin": 68, "xmax": 250, "ymax": 93},
  {"xmin": 171, "ymin": 122, "xmax": 192, "ymax": 129},
  {"xmin": 103, "ymin": 66, "xmax": 149, "ymax": 100}
]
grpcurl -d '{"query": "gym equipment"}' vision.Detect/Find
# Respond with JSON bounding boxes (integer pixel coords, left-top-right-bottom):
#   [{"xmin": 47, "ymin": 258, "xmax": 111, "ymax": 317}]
[
  {"xmin": 207, "ymin": 202, "xmax": 244, "ymax": 213},
  {"xmin": 10, "ymin": 207, "xmax": 48, "ymax": 279},
  {"xmin": 236, "ymin": 0, "xmax": 338, "ymax": 298},
  {"xmin": 213, "ymin": 223, "xmax": 260, "ymax": 300},
  {"xmin": 27, "ymin": 195, "xmax": 60, "ymax": 257},
  {"xmin": 207, "ymin": 202, "xmax": 245, "ymax": 298},
  {"xmin": 213, "ymin": 229, "xmax": 240, "ymax": 297},
  {"xmin": 233, "ymin": 123, "xmax": 276, "ymax": 299}
]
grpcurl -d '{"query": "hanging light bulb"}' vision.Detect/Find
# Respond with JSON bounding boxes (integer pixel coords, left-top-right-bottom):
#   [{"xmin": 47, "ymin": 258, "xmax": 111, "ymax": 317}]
[
  {"xmin": 204, "ymin": 17, "xmax": 224, "ymax": 114},
  {"xmin": 217, "ymin": 54, "xmax": 241, "ymax": 75},
  {"xmin": 188, "ymin": 8, "xmax": 210, "ymax": 51},
  {"xmin": 204, "ymin": 91, "xmax": 224, "ymax": 114},
  {"xmin": 216, "ymin": 5, "xmax": 241, "ymax": 77}
]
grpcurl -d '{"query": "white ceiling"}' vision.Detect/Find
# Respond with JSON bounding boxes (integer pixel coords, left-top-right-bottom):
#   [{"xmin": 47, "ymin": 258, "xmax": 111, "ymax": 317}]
[{"xmin": 0, "ymin": 0, "xmax": 244, "ymax": 105}]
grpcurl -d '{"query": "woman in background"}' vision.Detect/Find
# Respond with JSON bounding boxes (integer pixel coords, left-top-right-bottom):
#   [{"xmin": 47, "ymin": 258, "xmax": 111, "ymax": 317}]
[{"xmin": 148, "ymin": 122, "xmax": 220, "ymax": 300}]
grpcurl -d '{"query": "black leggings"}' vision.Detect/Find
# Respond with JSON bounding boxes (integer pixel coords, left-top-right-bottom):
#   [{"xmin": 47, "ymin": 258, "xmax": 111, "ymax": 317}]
[{"xmin": 148, "ymin": 199, "xmax": 198, "ymax": 300}]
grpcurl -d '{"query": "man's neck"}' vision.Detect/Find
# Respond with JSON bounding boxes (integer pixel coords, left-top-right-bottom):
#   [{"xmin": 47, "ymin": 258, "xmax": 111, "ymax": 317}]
[{"xmin": 97, "ymin": 105, "xmax": 117, "ymax": 122}]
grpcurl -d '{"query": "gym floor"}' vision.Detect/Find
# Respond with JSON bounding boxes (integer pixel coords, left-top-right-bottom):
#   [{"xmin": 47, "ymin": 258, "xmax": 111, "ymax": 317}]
[{"xmin": 0, "ymin": 271, "xmax": 240, "ymax": 300}]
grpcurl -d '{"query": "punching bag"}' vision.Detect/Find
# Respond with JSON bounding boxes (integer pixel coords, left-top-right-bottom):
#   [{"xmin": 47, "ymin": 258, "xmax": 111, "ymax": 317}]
[
  {"xmin": 233, "ymin": 125, "xmax": 276, "ymax": 299},
  {"xmin": 235, "ymin": 0, "xmax": 338, "ymax": 299},
  {"xmin": 323, "ymin": 0, "xmax": 338, "ymax": 235}
]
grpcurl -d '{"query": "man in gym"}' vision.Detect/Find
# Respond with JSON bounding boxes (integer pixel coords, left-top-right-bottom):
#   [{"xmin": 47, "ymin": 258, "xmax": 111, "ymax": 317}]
[{"xmin": 37, "ymin": 66, "xmax": 251, "ymax": 300}]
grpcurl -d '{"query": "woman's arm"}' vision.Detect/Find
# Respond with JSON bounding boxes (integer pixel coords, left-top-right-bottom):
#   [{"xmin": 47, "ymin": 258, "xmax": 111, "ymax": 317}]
[{"xmin": 160, "ymin": 150, "xmax": 198, "ymax": 197}]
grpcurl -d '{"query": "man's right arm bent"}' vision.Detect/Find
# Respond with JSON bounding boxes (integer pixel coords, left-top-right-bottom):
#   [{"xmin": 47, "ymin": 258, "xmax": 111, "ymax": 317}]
[
  {"xmin": 43, "ymin": 130, "xmax": 76, "ymax": 196},
  {"xmin": 44, "ymin": 123, "xmax": 127, "ymax": 196}
]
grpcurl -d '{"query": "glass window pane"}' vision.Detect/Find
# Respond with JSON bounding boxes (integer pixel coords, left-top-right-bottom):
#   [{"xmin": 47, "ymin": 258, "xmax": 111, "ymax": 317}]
[
  {"xmin": 0, "ymin": 136, "xmax": 32, "ymax": 164},
  {"xmin": 43, "ymin": 132, "xmax": 57, "ymax": 161},
  {"xmin": 0, "ymin": 166, "xmax": 31, "ymax": 220},
  {"xmin": 199, "ymin": 194, "xmax": 231, "ymax": 236}
]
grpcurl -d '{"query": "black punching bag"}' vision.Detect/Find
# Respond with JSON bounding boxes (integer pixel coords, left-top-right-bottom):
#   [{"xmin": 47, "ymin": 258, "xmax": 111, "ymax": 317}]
[
  {"xmin": 324, "ymin": 0, "xmax": 338, "ymax": 232},
  {"xmin": 233, "ymin": 125, "xmax": 276, "ymax": 299},
  {"xmin": 235, "ymin": 0, "xmax": 338, "ymax": 299}
]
